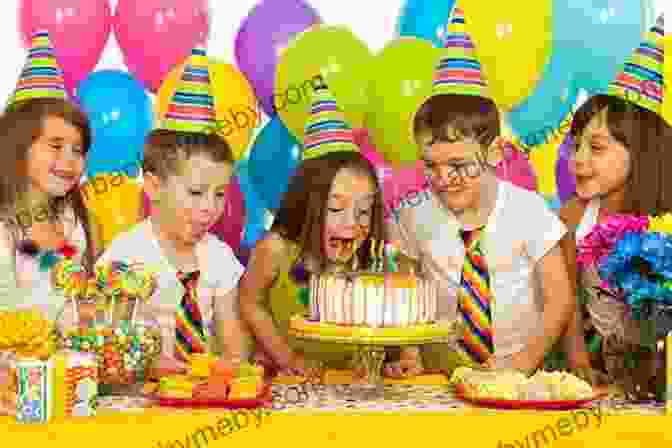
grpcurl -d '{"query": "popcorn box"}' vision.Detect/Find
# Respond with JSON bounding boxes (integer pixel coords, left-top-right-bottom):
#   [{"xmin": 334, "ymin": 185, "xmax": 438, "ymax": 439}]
[
  {"xmin": 65, "ymin": 352, "xmax": 98, "ymax": 417},
  {"xmin": 15, "ymin": 359, "xmax": 52, "ymax": 423}
]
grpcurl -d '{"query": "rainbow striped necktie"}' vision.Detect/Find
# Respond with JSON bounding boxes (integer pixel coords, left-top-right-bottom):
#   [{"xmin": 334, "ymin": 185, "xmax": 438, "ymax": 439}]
[
  {"xmin": 457, "ymin": 227, "xmax": 494, "ymax": 364},
  {"xmin": 175, "ymin": 270, "xmax": 208, "ymax": 361}
]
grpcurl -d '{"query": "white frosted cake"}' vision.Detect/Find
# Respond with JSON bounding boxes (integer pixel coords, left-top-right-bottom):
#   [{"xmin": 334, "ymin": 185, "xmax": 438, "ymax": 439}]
[{"xmin": 308, "ymin": 272, "xmax": 437, "ymax": 327}]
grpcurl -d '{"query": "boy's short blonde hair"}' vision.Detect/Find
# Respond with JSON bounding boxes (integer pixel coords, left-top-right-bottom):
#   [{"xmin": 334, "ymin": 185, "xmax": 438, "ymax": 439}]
[
  {"xmin": 413, "ymin": 94, "xmax": 500, "ymax": 152},
  {"xmin": 143, "ymin": 129, "xmax": 234, "ymax": 180}
]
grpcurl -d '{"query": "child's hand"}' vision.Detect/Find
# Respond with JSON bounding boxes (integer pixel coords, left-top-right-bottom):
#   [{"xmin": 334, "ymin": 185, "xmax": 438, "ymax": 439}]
[
  {"xmin": 149, "ymin": 354, "xmax": 188, "ymax": 379},
  {"xmin": 383, "ymin": 347, "xmax": 423, "ymax": 379}
]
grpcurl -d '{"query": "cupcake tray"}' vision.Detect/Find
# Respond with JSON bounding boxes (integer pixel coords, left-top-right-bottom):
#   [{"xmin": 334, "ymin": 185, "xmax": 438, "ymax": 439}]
[{"xmin": 145, "ymin": 383, "xmax": 272, "ymax": 409}]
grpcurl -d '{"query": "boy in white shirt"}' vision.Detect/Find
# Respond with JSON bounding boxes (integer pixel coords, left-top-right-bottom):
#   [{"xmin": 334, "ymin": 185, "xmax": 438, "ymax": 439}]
[
  {"xmin": 99, "ymin": 46, "xmax": 247, "ymax": 378},
  {"xmin": 384, "ymin": 8, "xmax": 586, "ymax": 378}
]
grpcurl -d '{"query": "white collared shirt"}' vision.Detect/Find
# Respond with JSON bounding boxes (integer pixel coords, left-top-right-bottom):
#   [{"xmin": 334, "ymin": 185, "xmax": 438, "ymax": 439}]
[
  {"xmin": 389, "ymin": 181, "xmax": 567, "ymax": 358},
  {"xmin": 98, "ymin": 219, "xmax": 244, "ymax": 356}
]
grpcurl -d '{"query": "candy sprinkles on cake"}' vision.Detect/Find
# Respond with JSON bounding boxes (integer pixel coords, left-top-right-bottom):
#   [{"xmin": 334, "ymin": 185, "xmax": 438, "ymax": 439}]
[{"xmin": 308, "ymin": 239, "xmax": 438, "ymax": 327}]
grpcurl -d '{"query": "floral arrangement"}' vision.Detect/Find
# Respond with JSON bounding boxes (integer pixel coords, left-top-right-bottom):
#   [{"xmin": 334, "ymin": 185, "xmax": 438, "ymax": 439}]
[
  {"xmin": 0, "ymin": 309, "xmax": 57, "ymax": 360},
  {"xmin": 577, "ymin": 213, "xmax": 672, "ymax": 315}
]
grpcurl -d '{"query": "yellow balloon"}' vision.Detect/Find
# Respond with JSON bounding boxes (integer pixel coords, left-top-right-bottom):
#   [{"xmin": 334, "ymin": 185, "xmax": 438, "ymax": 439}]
[
  {"xmin": 275, "ymin": 25, "xmax": 374, "ymax": 141},
  {"xmin": 663, "ymin": 34, "xmax": 672, "ymax": 127},
  {"xmin": 461, "ymin": 1, "xmax": 552, "ymax": 111},
  {"xmin": 81, "ymin": 174, "xmax": 143, "ymax": 253},
  {"xmin": 157, "ymin": 58, "xmax": 259, "ymax": 161}
]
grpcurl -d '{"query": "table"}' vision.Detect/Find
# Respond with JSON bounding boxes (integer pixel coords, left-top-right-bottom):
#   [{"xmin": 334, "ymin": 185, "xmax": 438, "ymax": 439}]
[
  {"xmin": 94, "ymin": 383, "xmax": 665, "ymax": 416},
  {"xmin": 2, "ymin": 379, "xmax": 668, "ymax": 448}
]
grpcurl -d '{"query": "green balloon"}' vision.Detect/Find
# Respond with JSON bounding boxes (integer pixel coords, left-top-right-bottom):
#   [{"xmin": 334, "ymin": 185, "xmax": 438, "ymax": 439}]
[
  {"xmin": 366, "ymin": 37, "xmax": 440, "ymax": 166},
  {"xmin": 275, "ymin": 25, "xmax": 373, "ymax": 141}
]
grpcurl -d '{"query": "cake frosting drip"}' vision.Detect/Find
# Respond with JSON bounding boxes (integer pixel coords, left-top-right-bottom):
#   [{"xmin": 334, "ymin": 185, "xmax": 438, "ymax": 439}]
[{"xmin": 309, "ymin": 272, "xmax": 437, "ymax": 327}]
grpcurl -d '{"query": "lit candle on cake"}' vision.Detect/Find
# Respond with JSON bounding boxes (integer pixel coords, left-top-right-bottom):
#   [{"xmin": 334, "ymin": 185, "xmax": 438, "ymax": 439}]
[
  {"xmin": 369, "ymin": 239, "xmax": 376, "ymax": 272},
  {"xmin": 377, "ymin": 240, "xmax": 385, "ymax": 272}
]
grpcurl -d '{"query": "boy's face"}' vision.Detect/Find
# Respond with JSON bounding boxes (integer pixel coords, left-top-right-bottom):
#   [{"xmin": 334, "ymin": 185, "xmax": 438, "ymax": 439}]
[
  {"xmin": 323, "ymin": 167, "xmax": 376, "ymax": 263},
  {"xmin": 422, "ymin": 137, "xmax": 493, "ymax": 213},
  {"xmin": 145, "ymin": 153, "xmax": 233, "ymax": 248}
]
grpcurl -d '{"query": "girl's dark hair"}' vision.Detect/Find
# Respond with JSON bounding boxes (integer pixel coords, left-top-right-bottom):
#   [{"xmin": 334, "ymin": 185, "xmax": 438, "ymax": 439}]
[
  {"xmin": 271, "ymin": 151, "xmax": 385, "ymax": 270},
  {"xmin": 570, "ymin": 94, "xmax": 672, "ymax": 215},
  {"xmin": 0, "ymin": 98, "xmax": 95, "ymax": 271}
]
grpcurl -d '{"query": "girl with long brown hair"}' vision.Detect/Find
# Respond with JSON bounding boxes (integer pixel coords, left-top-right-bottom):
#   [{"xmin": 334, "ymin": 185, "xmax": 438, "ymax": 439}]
[
  {"xmin": 238, "ymin": 86, "xmax": 387, "ymax": 375},
  {"xmin": 560, "ymin": 16, "xmax": 672, "ymax": 395}
]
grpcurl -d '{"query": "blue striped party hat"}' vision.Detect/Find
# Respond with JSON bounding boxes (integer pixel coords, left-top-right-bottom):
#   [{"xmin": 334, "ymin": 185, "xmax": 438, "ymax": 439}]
[
  {"xmin": 607, "ymin": 15, "xmax": 664, "ymax": 114},
  {"xmin": 302, "ymin": 84, "xmax": 359, "ymax": 160},
  {"xmin": 161, "ymin": 46, "xmax": 216, "ymax": 133},
  {"xmin": 432, "ymin": 6, "xmax": 490, "ymax": 99},
  {"xmin": 7, "ymin": 29, "xmax": 67, "ymax": 108}
]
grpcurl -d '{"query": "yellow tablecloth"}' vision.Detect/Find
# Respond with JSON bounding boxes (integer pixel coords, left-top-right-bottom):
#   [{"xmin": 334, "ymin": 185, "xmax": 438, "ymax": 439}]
[{"xmin": 1, "ymin": 371, "xmax": 667, "ymax": 447}]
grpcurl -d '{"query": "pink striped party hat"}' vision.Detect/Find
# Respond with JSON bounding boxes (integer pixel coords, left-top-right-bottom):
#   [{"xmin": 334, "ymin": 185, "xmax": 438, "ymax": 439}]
[
  {"xmin": 432, "ymin": 6, "xmax": 490, "ymax": 99},
  {"xmin": 7, "ymin": 29, "xmax": 67, "ymax": 108},
  {"xmin": 161, "ymin": 45, "xmax": 216, "ymax": 133},
  {"xmin": 607, "ymin": 15, "xmax": 664, "ymax": 114},
  {"xmin": 302, "ymin": 83, "xmax": 359, "ymax": 160}
]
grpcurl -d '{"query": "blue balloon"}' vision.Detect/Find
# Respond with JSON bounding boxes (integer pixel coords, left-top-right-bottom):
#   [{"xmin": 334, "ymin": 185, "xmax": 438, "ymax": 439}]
[
  {"xmin": 506, "ymin": 49, "xmax": 579, "ymax": 149},
  {"xmin": 247, "ymin": 117, "xmax": 301, "ymax": 211},
  {"xmin": 85, "ymin": 135, "xmax": 144, "ymax": 179},
  {"xmin": 396, "ymin": 0, "xmax": 456, "ymax": 47},
  {"xmin": 236, "ymin": 160, "xmax": 269, "ymax": 249},
  {"xmin": 553, "ymin": 0, "xmax": 651, "ymax": 94},
  {"xmin": 77, "ymin": 70, "xmax": 153, "ymax": 177}
]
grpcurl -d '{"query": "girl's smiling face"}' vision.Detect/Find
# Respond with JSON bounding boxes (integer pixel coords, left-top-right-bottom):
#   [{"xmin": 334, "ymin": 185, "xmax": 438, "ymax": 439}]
[
  {"xmin": 570, "ymin": 108, "xmax": 631, "ymax": 201},
  {"xmin": 323, "ymin": 167, "xmax": 376, "ymax": 263},
  {"xmin": 26, "ymin": 116, "xmax": 85, "ymax": 199}
]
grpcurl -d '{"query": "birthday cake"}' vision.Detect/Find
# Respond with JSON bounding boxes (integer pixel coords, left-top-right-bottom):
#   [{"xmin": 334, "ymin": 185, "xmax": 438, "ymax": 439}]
[{"xmin": 308, "ymin": 241, "xmax": 438, "ymax": 327}]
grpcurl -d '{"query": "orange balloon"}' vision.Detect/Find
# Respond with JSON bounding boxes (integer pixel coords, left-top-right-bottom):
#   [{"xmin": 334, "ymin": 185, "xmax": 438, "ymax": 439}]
[{"xmin": 157, "ymin": 58, "xmax": 259, "ymax": 161}]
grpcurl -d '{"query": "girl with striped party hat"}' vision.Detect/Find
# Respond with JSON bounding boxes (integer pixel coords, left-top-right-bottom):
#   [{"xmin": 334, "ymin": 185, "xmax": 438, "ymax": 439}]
[
  {"xmin": 386, "ymin": 5, "xmax": 582, "ymax": 381},
  {"xmin": 99, "ymin": 45, "xmax": 248, "ymax": 380},
  {"xmin": 0, "ymin": 30, "xmax": 96, "ymax": 415},
  {"xmin": 238, "ymin": 82, "xmax": 394, "ymax": 377},
  {"xmin": 560, "ymin": 15, "xmax": 672, "ymax": 397}
]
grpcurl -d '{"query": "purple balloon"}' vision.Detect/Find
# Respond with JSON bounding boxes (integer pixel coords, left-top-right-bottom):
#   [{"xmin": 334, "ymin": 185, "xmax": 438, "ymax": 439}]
[
  {"xmin": 556, "ymin": 134, "xmax": 576, "ymax": 203},
  {"xmin": 235, "ymin": 0, "xmax": 321, "ymax": 117}
]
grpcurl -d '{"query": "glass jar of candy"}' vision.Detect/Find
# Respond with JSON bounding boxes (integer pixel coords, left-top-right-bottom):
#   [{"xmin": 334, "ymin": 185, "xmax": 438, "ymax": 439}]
[{"xmin": 57, "ymin": 299, "xmax": 161, "ymax": 392}]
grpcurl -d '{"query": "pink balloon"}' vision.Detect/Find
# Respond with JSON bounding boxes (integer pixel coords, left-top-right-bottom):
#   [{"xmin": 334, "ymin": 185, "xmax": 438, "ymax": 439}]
[
  {"xmin": 354, "ymin": 128, "xmax": 427, "ymax": 221},
  {"xmin": 495, "ymin": 141, "xmax": 538, "ymax": 192},
  {"xmin": 143, "ymin": 180, "xmax": 245, "ymax": 253},
  {"xmin": 142, "ymin": 191, "xmax": 152, "ymax": 218},
  {"xmin": 113, "ymin": 0, "xmax": 209, "ymax": 92},
  {"xmin": 19, "ymin": 0, "xmax": 112, "ymax": 96},
  {"xmin": 209, "ymin": 177, "xmax": 245, "ymax": 252}
]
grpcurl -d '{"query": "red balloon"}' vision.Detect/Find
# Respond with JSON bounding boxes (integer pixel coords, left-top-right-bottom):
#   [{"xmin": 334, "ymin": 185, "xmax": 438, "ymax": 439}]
[
  {"xmin": 209, "ymin": 177, "xmax": 245, "ymax": 252},
  {"xmin": 113, "ymin": 0, "xmax": 210, "ymax": 92},
  {"xmin": 19, "ymin": 0, "xmax": 112, "ymax": 96}
]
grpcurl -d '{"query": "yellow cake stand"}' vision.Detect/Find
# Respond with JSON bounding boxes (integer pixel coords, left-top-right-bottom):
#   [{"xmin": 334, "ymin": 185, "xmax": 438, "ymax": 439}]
[{"xmin": 288, "ymin": 315, "xmax": 458, "ymax": 397}]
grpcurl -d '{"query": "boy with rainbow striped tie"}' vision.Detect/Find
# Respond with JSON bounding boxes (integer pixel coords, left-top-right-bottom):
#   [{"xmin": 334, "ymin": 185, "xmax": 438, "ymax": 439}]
[
  {"xmin": 99, "ymin": 46, "xmax": 248, "ymax": 378},
  {"xmin": 384, "ymin": 7, "xmax": 589, "ymax": 380}
]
